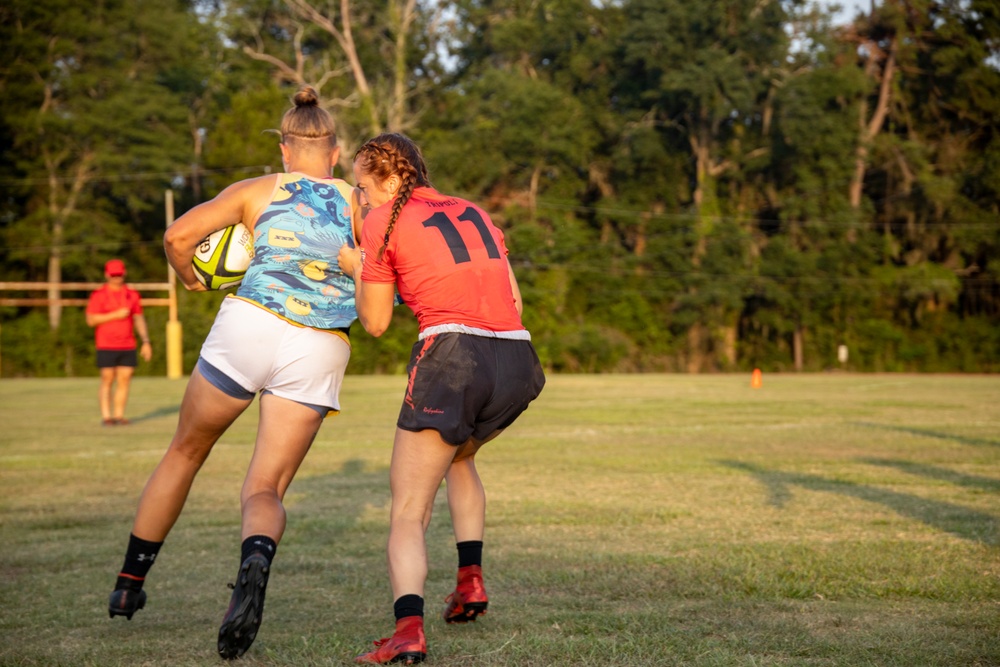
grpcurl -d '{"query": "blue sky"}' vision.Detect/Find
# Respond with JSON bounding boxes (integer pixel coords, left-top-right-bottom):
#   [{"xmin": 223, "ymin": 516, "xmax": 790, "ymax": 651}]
[{"xmin": 823, "ymin": 0, "xmax": 873, "ymax": 24}]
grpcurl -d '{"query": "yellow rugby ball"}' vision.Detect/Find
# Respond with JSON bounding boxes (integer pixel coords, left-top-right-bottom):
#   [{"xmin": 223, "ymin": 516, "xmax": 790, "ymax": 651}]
[{"xmin": 192, "ymin": 223, "xmax": 254, "ymax": 290}]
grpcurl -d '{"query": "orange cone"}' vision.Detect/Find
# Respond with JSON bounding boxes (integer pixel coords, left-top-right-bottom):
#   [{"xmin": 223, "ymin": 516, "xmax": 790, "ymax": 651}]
[{"xmin": 751, "ymin": 368, "xmax": 762, "ymax": 389}]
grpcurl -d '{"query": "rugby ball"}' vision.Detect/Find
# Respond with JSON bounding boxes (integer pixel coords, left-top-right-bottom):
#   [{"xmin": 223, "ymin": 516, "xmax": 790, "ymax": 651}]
[{"xmin": 192, "ymin": 223, "xmax": 254, "ymax": 290}]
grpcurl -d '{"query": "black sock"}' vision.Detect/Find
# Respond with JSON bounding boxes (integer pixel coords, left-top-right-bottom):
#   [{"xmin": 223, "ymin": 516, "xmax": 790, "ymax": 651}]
[
  {"xmin": 393, "ymin": 594, "xmax": 424, "ymax": 621},
  {"xmin": 116, "ymin": 533, "xmax": 163, "ymax": 591},
  {"xmin": 241, "ymin": 535, "xmax": 277, "ymax": 566},
  {"xmin": 457, "ymin": 540, "xmax": 483, "ymax": 568}
]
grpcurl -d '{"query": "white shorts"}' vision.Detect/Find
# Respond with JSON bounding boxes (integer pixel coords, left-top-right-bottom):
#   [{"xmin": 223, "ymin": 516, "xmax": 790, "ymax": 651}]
[{"xmin": 199, "ymin": 297, "xmax": 351, "ymax": 412}]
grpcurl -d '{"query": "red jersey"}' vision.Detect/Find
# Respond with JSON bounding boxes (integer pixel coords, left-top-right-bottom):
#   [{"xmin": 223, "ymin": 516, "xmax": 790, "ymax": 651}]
[
  {"xmin": 360, "ymin": 187, "xmax": 524, "ymax": 333},
  {"xmin": 86, "ymin": 284, "xmax": 143, "ymax": 350}
]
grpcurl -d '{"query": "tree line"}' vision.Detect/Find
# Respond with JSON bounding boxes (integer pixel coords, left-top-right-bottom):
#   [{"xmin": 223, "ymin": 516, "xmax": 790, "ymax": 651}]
[{"xmin": 1, "ymin": 0, "xmax": 998, "ymax": 376}]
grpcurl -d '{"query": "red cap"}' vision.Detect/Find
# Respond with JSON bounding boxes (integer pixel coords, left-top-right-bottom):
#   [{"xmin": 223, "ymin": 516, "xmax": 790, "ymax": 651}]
[{"xmin": 104, "ymin": 259, "xmax": 126, "ymax": 276}]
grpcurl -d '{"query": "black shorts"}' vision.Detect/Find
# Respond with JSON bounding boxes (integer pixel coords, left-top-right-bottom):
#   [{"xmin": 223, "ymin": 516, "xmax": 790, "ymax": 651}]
[
  {"xmin": 398, "ymin": 333, "xmax": 546, "ymax": 445},
  {"xmin": 96, "ymin": 349, "xmax": 137, "ymax": 369}
]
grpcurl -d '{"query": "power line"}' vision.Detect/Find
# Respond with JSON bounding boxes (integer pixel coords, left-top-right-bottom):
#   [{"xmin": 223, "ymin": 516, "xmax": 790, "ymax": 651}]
[
  {"xmin": 3, "ymin": 166, "xmax": 995, "ymax": 230},
  {"xmin": 522, "ymin": 197, "xmax": 1000, "ymax": 230},
  {"xmin": 0, "ymin": 165, "xmax": 272, "ymax": 186}
]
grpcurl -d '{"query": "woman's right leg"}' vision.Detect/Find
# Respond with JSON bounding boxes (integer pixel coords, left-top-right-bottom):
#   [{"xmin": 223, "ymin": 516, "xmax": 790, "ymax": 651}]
[
  {"xmin": 356, "ymin": 428, "xmax": 456, "ymax": 664},
  {"xmin": 98, "ymin": 367, "xmax": 116, "ymax": 422},
  {"xmin": 239, "ymin": 393, "xmax": 324, "ymax": 543},
  {"xmin": 444, "ymin": 434, "xmax": 496, "ymax": 543},
  {"xmin": 217, "ymin": 394, "xmax": 323, "ymax": 660},
  {"xmin": 387, "ymin": 428, "xmax": 460, "ymax": 600},
  {"xmin": 131, "ymin": 368, "xmax": 253, "ymax": 541}
]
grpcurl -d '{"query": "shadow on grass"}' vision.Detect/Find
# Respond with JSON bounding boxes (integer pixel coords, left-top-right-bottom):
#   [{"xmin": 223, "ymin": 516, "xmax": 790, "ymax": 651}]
[
  {"xmin": 852, "ymin": 421, "xmax": 1000, "ymax": 448},
  {"xmin": 859, "ymin": 458, "xmax": 1000, "ymax": 494},
  {"xmin": 720, "ymin": 460, "xmax": 998, "ymax": 545},
  {"xmin": 289, "ymin": 459, "xmax": 392, "ymax": 542},
  {"xmin": 128, "ymin": 404, "xmax": 181, "ymax": 424}
]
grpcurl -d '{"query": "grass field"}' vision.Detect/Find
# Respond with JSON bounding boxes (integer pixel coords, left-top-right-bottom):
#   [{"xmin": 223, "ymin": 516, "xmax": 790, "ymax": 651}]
[{"xmin": 1, "ymin": 373, "xmax": 998, "ymax": 666}]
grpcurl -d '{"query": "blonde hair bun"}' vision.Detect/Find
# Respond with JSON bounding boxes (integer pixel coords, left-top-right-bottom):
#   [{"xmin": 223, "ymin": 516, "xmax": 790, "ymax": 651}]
[{"xmin": 293, "ymin": 86, "xmax": 320, "ymax": 108}]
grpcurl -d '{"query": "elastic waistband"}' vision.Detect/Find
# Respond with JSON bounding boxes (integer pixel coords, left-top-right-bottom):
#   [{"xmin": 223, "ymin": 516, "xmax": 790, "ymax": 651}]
[
  {"xmin": 227, "ymin": 295, "xmax": 351, "ymax": 345},
  {"xmin": 418, "ymin": 323, "xmax": 531, "ymax": 341}
]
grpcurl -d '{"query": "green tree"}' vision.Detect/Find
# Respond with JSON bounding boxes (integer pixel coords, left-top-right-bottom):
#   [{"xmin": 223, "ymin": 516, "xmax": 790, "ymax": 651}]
[
  {"xmin": 616, "ymin": 0, "xmax": 798, "ymax": 370},
  {"xmin": 862, "ymin": 0, "xmax": 1000, "ymax": 319},
  {"xmin": 227, "ymin": 0, "xmax": 448, "ymax": 158},
  {"xmin": 0, "ymin": 0, "xmax": 218, "ymax": 328},
  {"xmin": 2, "ymin": 0, "xmax": 999, "ymax": 376}
]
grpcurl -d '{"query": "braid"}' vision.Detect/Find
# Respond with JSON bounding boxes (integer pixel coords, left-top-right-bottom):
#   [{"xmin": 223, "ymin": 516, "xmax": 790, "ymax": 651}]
[
  {"xmin": 354, "ymin": 133, "xmax": 430, "ymax": 261},
  {"xmin": 380, "ymin": 163, "xmax": 419, "ymax": 260}
]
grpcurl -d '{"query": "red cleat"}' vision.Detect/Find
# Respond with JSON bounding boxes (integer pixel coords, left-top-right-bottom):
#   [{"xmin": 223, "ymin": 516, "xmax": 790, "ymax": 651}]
[
  {"xmin": 442, "ymin": 565, "xmax": 488, "ymax": 624},
  {"xmin": 355, "ymin": 616, "xmax": 426, "ymax": 664}
]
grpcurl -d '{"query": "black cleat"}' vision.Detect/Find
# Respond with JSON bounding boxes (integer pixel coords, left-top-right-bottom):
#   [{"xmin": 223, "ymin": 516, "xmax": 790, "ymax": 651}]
[
  {"xmin": 217, "ymin": 553, "xmax": 270, "ymax": 660},
  {"xmin": 108, "ymin": 588, "xmax": 147, "ymax": 620}
]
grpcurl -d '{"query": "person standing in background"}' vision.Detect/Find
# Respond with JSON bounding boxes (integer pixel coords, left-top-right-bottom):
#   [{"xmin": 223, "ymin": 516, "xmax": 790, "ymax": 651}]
[{"xmin": 86, "ymin": 258, "xmax": 152, "ymax": 426}]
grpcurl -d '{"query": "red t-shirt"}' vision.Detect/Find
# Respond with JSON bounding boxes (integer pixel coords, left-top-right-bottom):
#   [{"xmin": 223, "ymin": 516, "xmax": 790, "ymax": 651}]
[
  {"xmin": 360, "ymin": 187, "xmax": 524, "ymax": 333},
  {"xmin": 86, "ymin": 284, "xmax": 143, "ymax": 350}
]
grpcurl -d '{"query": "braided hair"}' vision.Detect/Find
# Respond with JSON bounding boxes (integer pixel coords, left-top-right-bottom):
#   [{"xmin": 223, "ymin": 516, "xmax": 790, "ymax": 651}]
[{"xmin": 354, "ymin": 133, "xmax": 430, "ymax": 260}]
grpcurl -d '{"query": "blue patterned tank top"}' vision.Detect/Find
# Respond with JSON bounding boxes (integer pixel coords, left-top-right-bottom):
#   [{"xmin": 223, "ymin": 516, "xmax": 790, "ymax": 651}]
[{"xmin": 235, "ymin": 173, "xmax": 357, "ymax": 330}]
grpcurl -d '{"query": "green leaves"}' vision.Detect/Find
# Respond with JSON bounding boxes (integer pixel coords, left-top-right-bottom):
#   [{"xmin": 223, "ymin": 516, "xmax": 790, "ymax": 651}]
[{"xmin": 2, "ymin": 0, "xmax": 998, "ymax": 373}]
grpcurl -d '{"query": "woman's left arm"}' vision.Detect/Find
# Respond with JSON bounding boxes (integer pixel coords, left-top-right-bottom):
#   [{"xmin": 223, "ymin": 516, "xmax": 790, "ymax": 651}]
[
  {"xmin": 507, "ymin": 258, "xmax": 523, "ymax": 316},
  {"xmin": 338, "ymin": 244, "xmax": 396, "ymax": 337}
]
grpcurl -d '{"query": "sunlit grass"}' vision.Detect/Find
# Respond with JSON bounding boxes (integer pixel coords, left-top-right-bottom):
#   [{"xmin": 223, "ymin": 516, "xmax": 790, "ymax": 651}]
[{"xmin": 1, "ymin": 373, "xmax": 998, "ymax": 666}]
